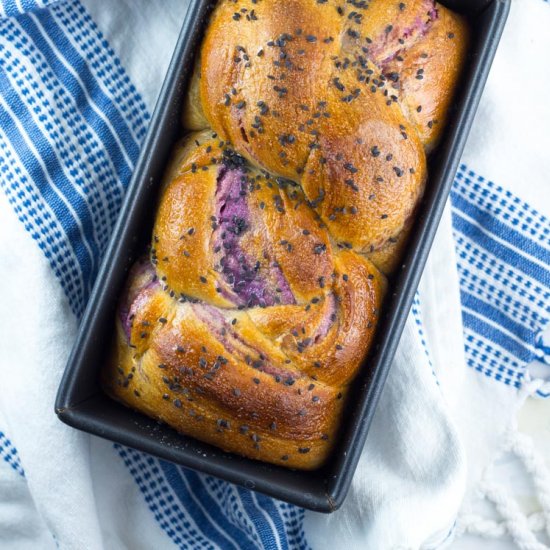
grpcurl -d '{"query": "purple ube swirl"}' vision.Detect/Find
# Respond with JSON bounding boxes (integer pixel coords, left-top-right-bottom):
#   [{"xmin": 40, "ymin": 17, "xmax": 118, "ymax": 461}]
[
  {"xmin": 314, "ymin": 294, "xmax": 337, "ymax": 343},
  {"xmin": 369, "ymin": 0, "xmax": 439, "ymax": 65},
  {"xmin": 400, "ymin": 2, "xmax": 438, "ymax": 40},
  {"xmin": 214, "ymin": 161, "xmax": 295, "ymax": 307},
  {"xmin": 118, "ymin": 261, "xmax": 159, "ymax": 340}
]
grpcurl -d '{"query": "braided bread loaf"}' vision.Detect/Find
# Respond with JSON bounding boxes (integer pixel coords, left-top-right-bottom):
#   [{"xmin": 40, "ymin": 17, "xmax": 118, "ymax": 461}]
[
  {"xmin": 185, "ymin": 0, "xmax": 468, "ymax": 264},
  {"xmin": 103, "ymin": 0, "xmax": 468, "ymax": 469}
]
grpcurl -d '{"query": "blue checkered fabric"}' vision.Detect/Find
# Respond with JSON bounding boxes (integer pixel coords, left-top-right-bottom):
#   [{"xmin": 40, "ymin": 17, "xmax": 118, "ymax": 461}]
[
  {"xmin": 0, "ymin": 430, "xmax": 24, "ymax": 477},
  {"xmin": 452, "ymin": 166, "xmax": 550, "ymax": 395}
]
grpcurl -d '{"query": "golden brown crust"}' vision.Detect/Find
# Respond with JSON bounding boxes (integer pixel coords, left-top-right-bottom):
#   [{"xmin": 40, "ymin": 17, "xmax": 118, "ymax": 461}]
[
  {"xmin": 152, "ymin": 134, "xmax": 335, "ymax": 306},
  {"xmin": 104, "ymin": 135, "xmax": 386, "ymax": 469},
  {"xmin": 104, "ymin": 292, "xmax": 346, "ymax": 469},
  {"xmin": 189, "ymin": 0, "xmax": 468, "ymax": 265},
  {"xmin": 300, "ymin": 112, "xmax": 426, "ymax": 253},
  {"xmin": 198, "ymin": 0, "xmax": 427, "ymax": 253},
  {"xmin": 365, "ymin": 219, "xmax": 414, "ymax": 274},
  {"xmin": 181, "ymin": 60, "xmax": 210, "ymax": 131},
  {"xmin": 370, "ymin": 3, "xmax": 470, "ymax": 152}
]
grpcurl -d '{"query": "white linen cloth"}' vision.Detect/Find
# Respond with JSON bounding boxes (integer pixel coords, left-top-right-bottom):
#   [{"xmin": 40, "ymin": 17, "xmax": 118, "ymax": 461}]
[{"xmin": 0, "ymin": 0, "xmax": 549, "ymax": 548}]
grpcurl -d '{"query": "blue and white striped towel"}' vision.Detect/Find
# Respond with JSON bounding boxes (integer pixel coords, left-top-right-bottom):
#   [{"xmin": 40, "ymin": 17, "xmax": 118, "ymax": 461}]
[{"xmin": 0, "ymin": 0, "xmax": 548, "ymax": 549}]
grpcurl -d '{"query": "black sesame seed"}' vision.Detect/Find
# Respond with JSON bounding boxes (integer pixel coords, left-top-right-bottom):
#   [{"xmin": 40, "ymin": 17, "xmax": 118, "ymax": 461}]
[
  {"xmin": 333, "ymin": 77, "xmax": 345, "ymax": 92},
  {"xmin": 313, "ymin": 243, "xmax": 327, "ymax": 255}
]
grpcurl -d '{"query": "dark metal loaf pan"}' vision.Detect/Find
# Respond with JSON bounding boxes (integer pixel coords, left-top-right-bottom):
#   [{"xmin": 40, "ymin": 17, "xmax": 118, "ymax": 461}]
[{"xmin": 55, "ymin": 0, "xmax": 510, "ymax": 513}]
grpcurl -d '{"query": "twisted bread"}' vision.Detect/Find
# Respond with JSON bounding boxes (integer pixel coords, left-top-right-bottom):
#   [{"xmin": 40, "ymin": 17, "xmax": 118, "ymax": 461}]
[
  {"xmin": 104, "ymin": 132, "xmax": 386, "ymax": 468},
  {"xmin": 184, "ymin": 0, "xmax": 468, "ymax": 266},
  {"xmin": 104, "ymin": 0, "xmax": 468, "ymax": 469}
]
